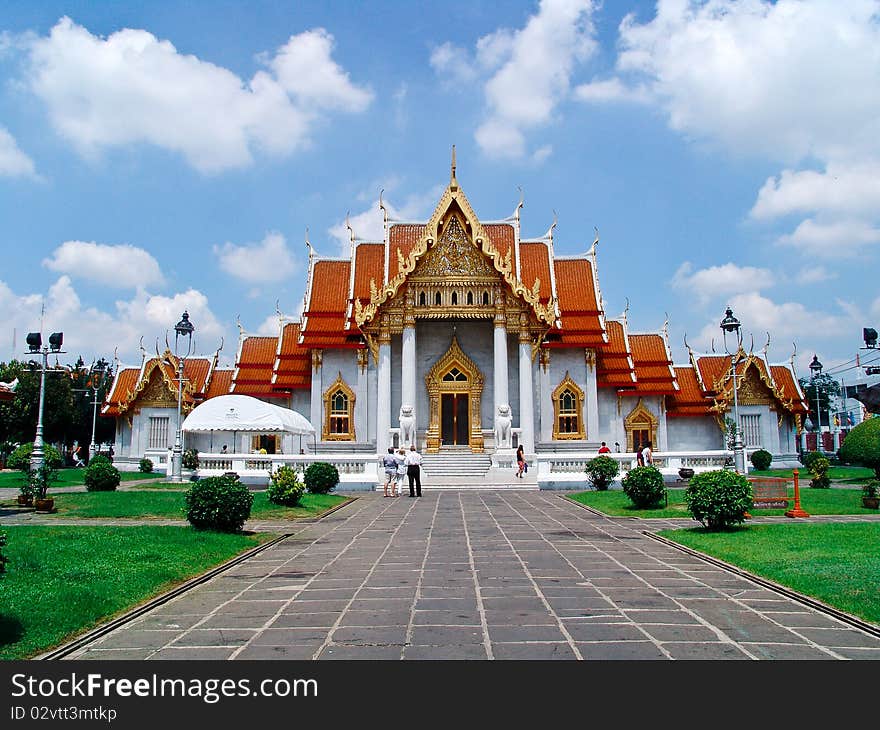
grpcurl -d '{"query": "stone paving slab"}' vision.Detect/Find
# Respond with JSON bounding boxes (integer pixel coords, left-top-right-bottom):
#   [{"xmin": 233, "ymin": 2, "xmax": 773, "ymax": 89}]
[{"xmin": 30, "ymin": 490, "xmax": 880, "ymax": 661}]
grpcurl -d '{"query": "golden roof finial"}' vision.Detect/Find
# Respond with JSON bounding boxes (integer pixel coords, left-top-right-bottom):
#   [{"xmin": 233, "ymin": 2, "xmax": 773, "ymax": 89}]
[{"xmin": 450, "ymin": 144, "xmax": 458, "ymax": 190}]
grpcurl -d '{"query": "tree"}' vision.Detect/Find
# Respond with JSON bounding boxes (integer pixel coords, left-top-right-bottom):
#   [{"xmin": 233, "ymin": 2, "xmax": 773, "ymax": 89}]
[
  {"xmin": 839, "ymin": 417, "xmax": 880, "ymax": 478},
  {"xmin": 798, "ymin": 373, "xmax": 840, "ymax": 429}
]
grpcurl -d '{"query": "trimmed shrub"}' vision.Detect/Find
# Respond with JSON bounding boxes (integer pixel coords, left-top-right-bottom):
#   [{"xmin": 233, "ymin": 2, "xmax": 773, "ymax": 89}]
[
  {"xmin": 304, "ymin": 462, "xmax": 339, "ymax": 494},
  {"xmin": 7, "ymin": 442, "xmax": 63, "ymax": 471},
  {"xmin": 809, "ymin": 456, "xmax": 831, "ymax": 488},
  {"xmin": 800, "ymin": 450, "xmax": 826, "ymax": 472},
  {"xmin": 750, "ymin": 449, "xmax": 772, "ymax": 471},
  {"xmin": 28, "ymin": 463, "xmax": 59, "ymax": 500},
  {"xmin": 185, "ymin": 474, "xmax": 253, "ymax": 533},
  {"xmin": 182, "ymin": 448, "xmax": 200, "ymax": 470},
  {"xmin": 89, "ymin": 453, "xmax": 111, "ymax": 467},
  {"xmin": 267, "ymin": 465, "xmax": 306, "ymax": 506},
  {"xmin": 584, "ymin": 455, "xmax": 619, "ymax": 491},
  {"xmin": 138, "ymin": 457, "xmax": 154, "ymax": 473},
  {"xmin": 685, "ymin": 469, "xmax": 752, "ymax": 531},
  {"xmin": 621, "ymin": 466, "xmax": 666, "ymax": 509},
  {"xmin": 84, "ymin": 460, "xmax": 121, "ymax": 491},
  {"xmin": 839, "ymin": 417, "xmax": 880, "ymax": 478}
]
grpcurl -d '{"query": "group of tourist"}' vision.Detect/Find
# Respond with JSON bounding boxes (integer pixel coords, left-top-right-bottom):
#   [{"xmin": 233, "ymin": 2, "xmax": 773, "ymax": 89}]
[{"xmin": 381, "ymin": 445, "xmax": 423, "ymax": 498}]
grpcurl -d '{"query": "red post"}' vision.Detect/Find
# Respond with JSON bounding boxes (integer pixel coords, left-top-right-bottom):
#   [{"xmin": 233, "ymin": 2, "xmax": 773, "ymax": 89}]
[{"xmin": 785, "ymin": 468, "xmax": 810, "ymax": 518}]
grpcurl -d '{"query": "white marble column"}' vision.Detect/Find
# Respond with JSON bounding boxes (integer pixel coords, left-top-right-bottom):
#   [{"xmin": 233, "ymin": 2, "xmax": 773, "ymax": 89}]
[
  {"xmin": 519, "ymin": 336, "xmax": 534, "ymax": 453},
  {"xmin": 376, "ymin": 338, "xmax": 391, "ymax": 455},
  {"xmin": 355, "ymin": 349, "xmax": 368, "ymax": 443},
  {"xmin": 538, "ymin": 350, "xmax": 552, "ymax": 443},
  {"xmin": 310, "ymin": 350, "xmax": 322, "ymax": 444},
  {"xmin": 494, "ymin": 321, "xmax": 509, "ymax": 418},
  {"xmin": 585, "ymin": 350, "xmax": 599, "ymax": 442},
  {"xmin": 401, "ymin": 325, "xmax": 416, "ymax": 444}
]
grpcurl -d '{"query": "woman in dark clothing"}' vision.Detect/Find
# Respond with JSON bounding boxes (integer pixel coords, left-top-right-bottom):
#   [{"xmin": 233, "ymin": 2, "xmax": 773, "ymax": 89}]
[{"xmin": 516, "ymin": 444, "xmax": 526, "ymax": 478}]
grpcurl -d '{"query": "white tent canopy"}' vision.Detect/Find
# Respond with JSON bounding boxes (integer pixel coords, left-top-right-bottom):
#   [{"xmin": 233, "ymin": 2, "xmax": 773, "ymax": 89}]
[{"xmin": 181, "ymin": 394, "xmax": 315, "ymax": 435}]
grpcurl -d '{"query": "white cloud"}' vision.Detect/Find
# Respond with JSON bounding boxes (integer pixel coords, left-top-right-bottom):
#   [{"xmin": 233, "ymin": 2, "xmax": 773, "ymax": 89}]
[
  {"xmin": 573, "ymin": 77, "xmax": 648, "ymax": 103},
  {"xmin": 432, "ymin": 1, "xmax": 598, "ymax": 160},
  {"xmin": 0, "ymin": 126, "xmax": 37, "ymax": 177},
  {"xmin": 751, "ymin": 162, "xmax": 880, "ymax": 221},
  {"xmin": 266, "ymin": 28, "xmax": 373, "ymax": 112},
  {"xmin": 671, "ymin": 261, "xmax": 774, "ymax": 303},
  {"xmin": 328, "ymin": 183, "xmax": 445, "ymax": 256},
  {"xmin": 0, "ymin": 275, "xmax": 229, "ymax": 366},
  {"xmin": 777, "ymin": 219, "xmax": 880, "ymax": 257},
  {"xmin": 795, "ymin": 266, "xmax": 836, "ymax": 285},
  {"xmin": 213, "ymin": 232, "xmax": 298, "ymax": 284},
  {"xmin": 24, "ymin": 17, "xmax": 371, "ymax": 173},
  {"xmin": 256, "ymin": 315, "xmax": 281, "ymax": 336},
  {"xmin": 42, "ymin": 240, "xmax": 164, "ymax": 288}
]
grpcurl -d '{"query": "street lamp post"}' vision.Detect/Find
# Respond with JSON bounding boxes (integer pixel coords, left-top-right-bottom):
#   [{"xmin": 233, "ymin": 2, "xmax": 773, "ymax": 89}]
[
  {"xmin": 170, "ymin": 311, "xmax": 195, "ymax": 483},
  {"xmin": 809, "ymin": 355, "xmax": 824, "ymax": 452},
  {"xmin": 25, "ymin": 331, "xmax": 65, "ymax": 473},
  {"xmin": 88, "ymin": 361, "xmax": 105, "ymax": 460},
  {"xmin": 720, "ymin": 307, "xmax": 747, "ymax": 474}
]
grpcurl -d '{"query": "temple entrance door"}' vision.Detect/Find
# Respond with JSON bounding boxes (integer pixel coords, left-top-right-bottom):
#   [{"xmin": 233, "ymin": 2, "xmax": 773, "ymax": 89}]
[
  {"xmin": 440, "ymin": 393, "xmax": 470, "ymax": 446},
  {"xmin": 632, "ymin": 429, "xmax": 649, "ymax": 454}
]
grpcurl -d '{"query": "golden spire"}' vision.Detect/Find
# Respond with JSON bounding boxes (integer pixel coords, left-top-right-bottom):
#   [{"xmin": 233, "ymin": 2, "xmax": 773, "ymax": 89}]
[{"xmin": 450, "ymin": 144, "xmax": 458, "ymax": 191}]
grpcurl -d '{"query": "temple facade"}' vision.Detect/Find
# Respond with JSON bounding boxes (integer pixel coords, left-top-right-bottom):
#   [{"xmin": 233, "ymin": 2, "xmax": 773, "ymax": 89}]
[{"xmin": 103, "ymin": 164, "xmax": 808, "ymax": 470}]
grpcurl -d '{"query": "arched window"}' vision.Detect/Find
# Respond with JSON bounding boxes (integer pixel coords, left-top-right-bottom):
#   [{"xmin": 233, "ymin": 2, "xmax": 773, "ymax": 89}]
[
  {"xmin": 467, "ymin": 291, "xmax": 474, "ymax": 305},
  {"xmin": 451, "ymin": 291, "xmax": 458, "ymax": 305},
  {"xmin": 482, "ymin": 291, "xmax": 490, "ymax": 305},
  {"xmin": 419, "ymin": 291, "xmax": 426, "ymax": 306},
  {"xmin": 322, "ymin": 374, "xmax": 356, "ymax": 441},
  {"xmin": 552, "ymin": 372, "xmax": 585, "ymax": 439},
  {"xmin": 435, "ymin": 291, "xmax": 442, "ymax": 306}
]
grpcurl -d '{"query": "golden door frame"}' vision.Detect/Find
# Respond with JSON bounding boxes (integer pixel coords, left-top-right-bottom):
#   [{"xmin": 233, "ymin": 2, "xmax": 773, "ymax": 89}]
[
  {"xmin": 425, "ymin": 336, "xmax": 484, "ymax": 453},
  {"xmin": 624, "ymin": 398, "xmax": 659, "ymax": 453}
]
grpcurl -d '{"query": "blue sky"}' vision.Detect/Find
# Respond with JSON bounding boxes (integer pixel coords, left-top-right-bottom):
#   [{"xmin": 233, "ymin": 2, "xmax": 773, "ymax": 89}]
[{"xmin": 1, "ymin": 0, "xmax": 878, "ymax": 385}]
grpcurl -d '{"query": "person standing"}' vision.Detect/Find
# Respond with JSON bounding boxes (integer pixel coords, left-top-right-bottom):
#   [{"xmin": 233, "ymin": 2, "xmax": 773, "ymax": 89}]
[
  {"xmin": 73, "ymin": 444, "xmax": 84, "ymax": 467},
  {"xmin": 641, "ymin": 440, "xmax": 654, "ymax": 466},
  {"xmin": 405, "ymin": 443, "xmax": 422, "ymax": 497},
  {"xmin": 381, "ymin": 447, "xmax": 398, "ymax": 497},
  {"xmin": 598, "ymin": 442, "xmax": 611, "ymax": 454},
  {"xmin": 516, "ymin": 444, "xmax": 526, "ymax": 478},
  {"xmin": 395, "ymin": 448, "xmax": 407, "ymax": 497}
]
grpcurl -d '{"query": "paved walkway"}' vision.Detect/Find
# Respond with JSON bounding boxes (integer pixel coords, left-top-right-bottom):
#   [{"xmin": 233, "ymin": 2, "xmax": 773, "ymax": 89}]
[{"xmin": 22, "ymin": 490, "xmax": 877, "ymax": 661}]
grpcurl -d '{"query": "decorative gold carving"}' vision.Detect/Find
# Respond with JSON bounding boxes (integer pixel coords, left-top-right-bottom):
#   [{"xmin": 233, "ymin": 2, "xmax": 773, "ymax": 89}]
[
  {"xmin": 311, "ymin": 349, "xmax": 323, "ymax": 373},
  {"xmin": 552, "ymin": 372, "xmax": 586, "ymax": 440},
  {"xmin": 424, "ymin": 336, "xmax": 484, "ymax": 453},
  {"xmin": 135, "ymin": 369, "xmax": 178, "ymax": 409},
  {"xmin": 322, "ymin": 373, "xmax": 356, "ymax": 441},
  {"xmin": 737, "ymin": 369, "xmax": 774, "ymax": 405},
  {"xmin": 357, "ymin": 348, "xmax": 369, "ymax": 373},
  {"xmin": 585, "ymin": 349, "xmax": 596, "ymax": 368},
  {"xmin": 413, "ymin": 216, "xmax": 497, "ymax": 279},
  {"xmin": 539, "ymin": 347, "xmax": 550, "ymax": 372},
  {"xmin": 624, "ymin": 398, "xmax": 659, "ymax": 452}
]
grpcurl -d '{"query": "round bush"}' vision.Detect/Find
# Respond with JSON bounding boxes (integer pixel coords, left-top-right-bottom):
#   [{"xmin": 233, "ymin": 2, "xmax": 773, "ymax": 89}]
[
  {"xmin": 89, "ymin": 453, "xmax": 111, "ymax": 467},
  {"xmin": 584, "ymin": 455, "xmax": 619, "ymax": 491},
  {"xmin": 801, "ymin": 450, "xmax": 825, "ymax": 472},
  {"xmin": 304, "ymin": 462, "xmax": 339, "ymax": 494},
  {"xmin": 185, "ymin": 474, "xmax": 253, "ymax": 533},
  {"xmin": 7, "ymin": 442, "xmax": 63, "ymax": 471},
  {"xmin": 685, "ymin": 469, "xmax": 752, "ymax": 531},
  {"xmin": 621, "ymin": 466, "xmax": 666, "ymax": 509},
  {"xmin": 809, "ymin": 456, "xmax": 831, "ymax": 488},
  {"xmin": 84, "ymin": 460, "xmax": 121, "ymax": 491},
  {"xmin": 839, "ymin": 417, "xmax": 880, "ymax": 478},
  {"xmin": 267, "ymin": 465, "xmax": 306, "ymax": 506},
  {"xmin": 138, "ymin": 457, "xmax": 154, "ymax": 473},
  {"xmin": 182, "ymin": 448, "xmax": 200, "ymax": 470},
  {"xmin": 750, "ymin": 449, "xmax": 772, "ymax": 471}
]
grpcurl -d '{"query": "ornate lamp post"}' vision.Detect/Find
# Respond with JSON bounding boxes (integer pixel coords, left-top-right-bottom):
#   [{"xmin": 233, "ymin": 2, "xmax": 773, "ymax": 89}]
[
  {"xmin": 25, "ymin": 331, "xmax": 65, "ymax": 473},
  {"xmin": 87, "ymin": 360, "xmax": 106, "ymax": 460},
  {"xmin": 170, "ymin": 311, "xmax": 194, "ymax": 483},
  {"xmin": 809, "ymin": 354, "xmax": 823, "ymax": 451},
  {"xmin": 720, "ymin": 307, "xmax": 747, "ymax": 474}
]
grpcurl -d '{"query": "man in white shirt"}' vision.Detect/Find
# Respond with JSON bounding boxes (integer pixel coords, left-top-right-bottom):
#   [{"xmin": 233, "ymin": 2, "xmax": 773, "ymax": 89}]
[{"xmin": 404, "ymin": 444, "xmax": 422, "ymax": 497}]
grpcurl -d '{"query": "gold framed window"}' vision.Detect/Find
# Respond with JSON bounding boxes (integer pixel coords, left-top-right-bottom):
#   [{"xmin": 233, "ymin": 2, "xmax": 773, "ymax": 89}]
[
  {"xmin": 624, "ymin": 398, "xmax": 658, "ymax": 452},
  {"xmin": 552, "ymin": 372, "xmax": 585, "ymax": 439},
  {"xmin": 323, "ymin": 373, "xmax": 356, "ymax": 441}
]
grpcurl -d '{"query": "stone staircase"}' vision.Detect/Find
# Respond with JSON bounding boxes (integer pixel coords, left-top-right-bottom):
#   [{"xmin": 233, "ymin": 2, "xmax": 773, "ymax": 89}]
[{"xmin": 420, "ymin": 448, "xmax": 492, "ymax": 479}]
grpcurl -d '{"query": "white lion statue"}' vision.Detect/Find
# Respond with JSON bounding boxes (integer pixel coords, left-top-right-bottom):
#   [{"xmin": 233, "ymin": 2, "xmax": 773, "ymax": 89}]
[
  {"xmin": 495, "ymin": 404, "xmax": 512, "ymax": 449},
  {"xmin": 399, "ymin": 404, "xmax": 416, "ymax": 447}
]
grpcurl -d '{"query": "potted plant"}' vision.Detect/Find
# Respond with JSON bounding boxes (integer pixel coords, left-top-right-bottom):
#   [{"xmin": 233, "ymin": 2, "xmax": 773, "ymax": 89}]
[
  {"xmin": 29, "ymin": 463, "xmax": 58, "ymax": 512},
  {"xmin": 862, "ymin": 480, "xmax": 879, "ymax": 510},
  {"xmin": 16, "ymin": 478, "xmax": 34, "ymax": 507}
]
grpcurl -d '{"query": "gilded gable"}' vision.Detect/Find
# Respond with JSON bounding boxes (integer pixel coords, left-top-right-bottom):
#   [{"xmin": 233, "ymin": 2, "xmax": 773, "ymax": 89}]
[
  {"xmin": 410, "ymin": 216, "xmax": 498, "ymax": 281},
  {"xmin": 135, "ymin": 369, "xmax": 178, "ymax": 408}
]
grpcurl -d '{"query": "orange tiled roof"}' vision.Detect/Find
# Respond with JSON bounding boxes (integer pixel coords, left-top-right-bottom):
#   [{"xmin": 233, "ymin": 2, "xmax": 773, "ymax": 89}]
[
  {"xmin": 302, "ymin": 260, "xmax": 352, "ymax": 347},
  {"xmin": 101, "ymin": 367, "xmax": 140, "ymax": 416},
  {"xmin": 667, "ymin": 366, "xmax": 712, "ymax": 417},
  {"xmin": 695, "ymin": 355, "xmax": 733, "ymax": 392},
  {"xmin": 231, "ymin": 336, "xmax": 277, "ymax": 396},
  {"xmin": 183, "ymin": 358, "xmax": 211, "ymax": 395},
  {"xmin": 484, "ymin": 223, "xmax": 514, "ymax": 261},
  {"xmin": 552, "ymin": 259, "xmax": 605, "ymax": 347},
  {"xmin": 273, "ymin": 322, "xmax": 311, "ymax": 391},
  {"xmin": 770, "ymin": 365, "xmax": 807, "ymax": 412},
  {"xmin": 596, "ymin": 320, "xmax": 635, "ymax": 389},
  {"xmin": 388, "ymin": 224, "xmax": 425, "ymax": 280},
  {"xmin": 205, "ymin": 369, "xmax": 233, "ymax": 398},
  {"xmin": 627, "ymin": 334, "xmax": 677, "ymax": 395},
  {"xmin": 353, "ymin": 243, "xmax": 385, "ymax": 302},
  {"xmin": 519, "ymin": 243, "xmax": 552, "ymax": 302}
]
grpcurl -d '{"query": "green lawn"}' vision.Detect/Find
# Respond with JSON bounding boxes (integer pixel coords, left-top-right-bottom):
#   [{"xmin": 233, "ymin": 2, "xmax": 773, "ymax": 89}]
[
  {"xmin": 0, "ymin": 525, "xmax": 269, "ymax": 659},
  {"xmin": 2, "ymin": 490, "xmax": 349, "ymax": 520},
  {"xmin": 0, "ymin": 468, "xmax": 161, "ymax": 489},
  {"xmin": 568, "ymin": 486, "xmax": 879, "ymax": 518},
  {"xmin": 749, "ymin": 466, "xmax": 874, "ymax": 484},
  {"xmin": 659, "ymin": 523, "xmax": 880, "ymax": 626}
]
